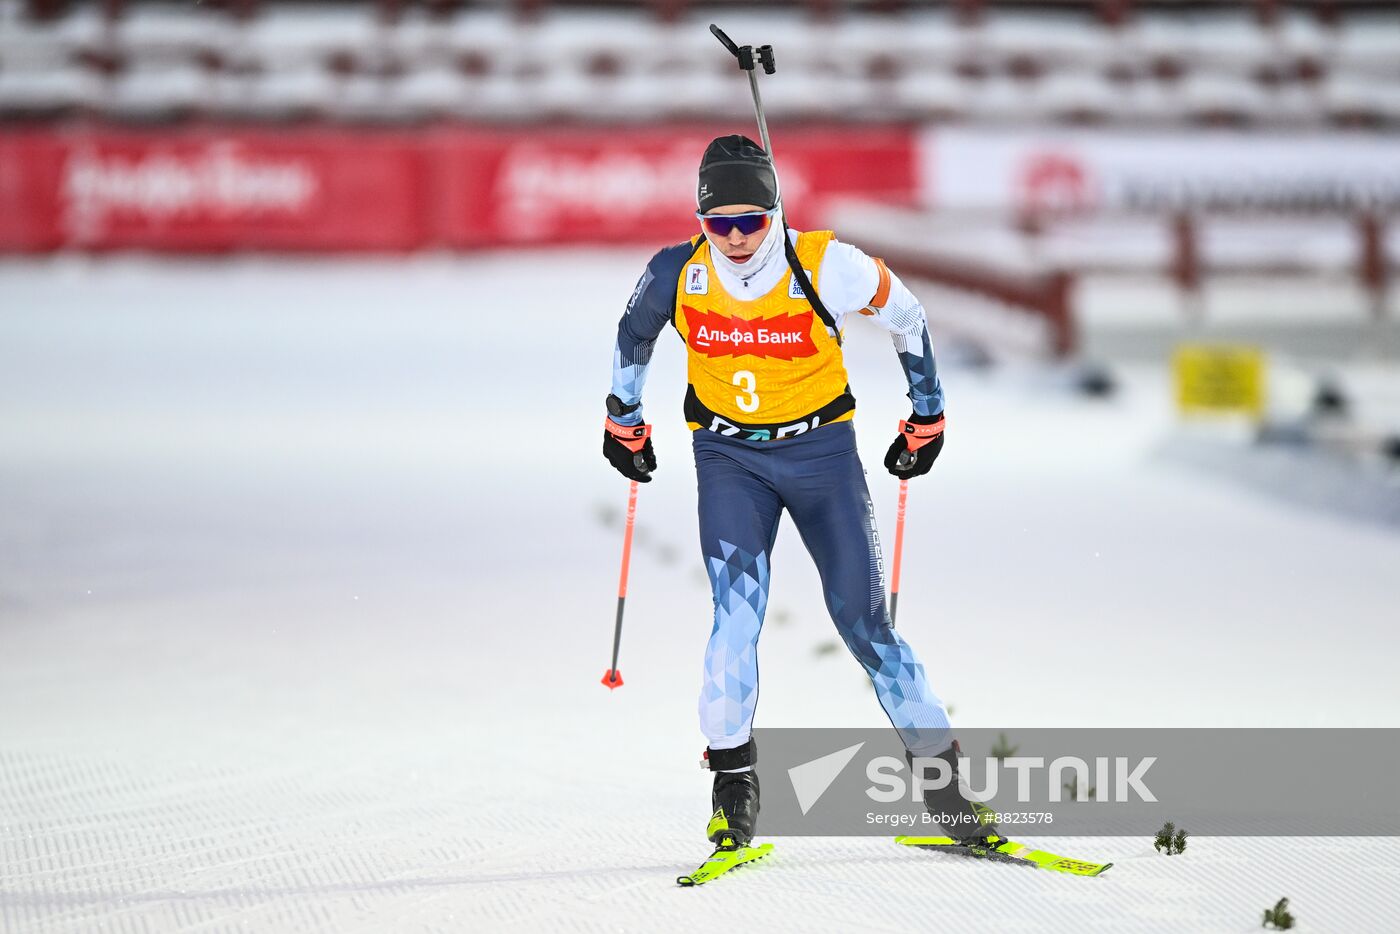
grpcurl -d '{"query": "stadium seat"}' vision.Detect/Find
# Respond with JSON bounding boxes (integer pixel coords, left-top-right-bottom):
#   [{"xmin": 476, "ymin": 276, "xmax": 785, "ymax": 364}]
[
  {"xmin": 883, "ymin": 10, "xmax": 963, "ymax": 74},
  {"xmin": 604, "ymin": 68, "xmax": 675, "ymax": 123},
  {"xmin": 760, "ymin": 64, "xmax": 857, "ymax": 122},
  {"xmin": 1275, "ymin": 11, "xmax": 1336, "ymax": 71},
  {"xmin": 889, "ymin": 69, "xmax": 970, "ymax": 122},
  {"xmin": 240, "ymin": 64, "xmax": 341, "ymax": 121},
  {"xmin": 1037, "ymin": 71, "xmax": 1122, "ymax": 124},
  {"xmin": 0, "ymin": 2, "xmax": 1397, "ymax": 131},
  {"xmin": 0, "ymin": 65, "xmax": 97, "ymax": 117},
  {"xmin": 1122, "ymin": 14, "xmax": 1196, "ymax": 72},
  {"xmin": 972, "ymin": 73, "xmax": 1039, "ymax": 123},
  {"xmin": 1182, "ymin": 10, "xmax": 1276, "ymax": 76},
  {"xmin": 114, "ymin": 2, "xmax": 235, "ymax": 65},
  {"xmin": 530, "ymin": 11, "xmax": 669, "ymax": 77},
  {"xmin": 1264, "ymin": 79, "xmax": 1324, "ymax": 127},
  {"xmin": 0, "ymin": 18, "xmax": 72, "ymax": 72},
  {"xmin": 1122, "ymin": 77, "xmax": 1186, "ymax": 125},
  {"xmin": 1323, "ymin": 72, "xmax": 1400, "ymax": 126},
  {"xmin": 105, "ymin": 60, "xmax": 210, "ymax": 122},
  {"xmin": 452, "ymin": 72, "xmax": 529, "ymax": 122},
  {"xmin": 1335, "ymin": 11, "xmax": 1400, "ymax": 77},
  {"xmin": 979, "ymin": 11, "xmax": 1113, "ymax": 77},
  {"xmin": 657, "ymin": 64, "xmax": 746, "ymax": 122},
  {"xmin": 830, "ymin": 15, "xmax": 916, "ymax": 77},
  {"xmin": 394, "ymin": 61, "xmax": 471, "ymax": 118},
  {"xmin": 240, "ymin": 2, "xmax": 382, "ymax": 74},
  {"xmin": 335, "ymin": 70, "xmax": 412, "ymax": 124},
  {"xmin": 1179, "ymin": 70, "xmax": 1273, "ymax": 125},
  {"xmin": 531, "ymin": 65, "xmax": 601, "ymax": 122},
  {"xmin": 439, "ymin": 8, "xmax": 531, "ymax": 82}
]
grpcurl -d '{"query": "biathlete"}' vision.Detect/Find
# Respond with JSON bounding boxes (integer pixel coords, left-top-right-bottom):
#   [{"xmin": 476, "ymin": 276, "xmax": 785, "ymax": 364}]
[{"xmin": 602, "ymin": 134, "xmax": 995, "ymax": 849}]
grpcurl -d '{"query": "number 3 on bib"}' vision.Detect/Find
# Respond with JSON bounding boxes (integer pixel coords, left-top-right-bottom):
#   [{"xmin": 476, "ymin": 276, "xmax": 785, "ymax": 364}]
[{"xmin": 733, "ymin": 370, "xmax": 759, "ymax": 413}]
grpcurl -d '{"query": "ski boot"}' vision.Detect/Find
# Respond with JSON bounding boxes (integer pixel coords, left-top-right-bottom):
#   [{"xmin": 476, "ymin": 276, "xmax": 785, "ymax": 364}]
[
  {"xmin": 703, "ymin": 739, "xmax": 759, "ymax": 848},
  {"xmin": 906, "ymin": 741, "xmax": 1000, "ymax": 845}
]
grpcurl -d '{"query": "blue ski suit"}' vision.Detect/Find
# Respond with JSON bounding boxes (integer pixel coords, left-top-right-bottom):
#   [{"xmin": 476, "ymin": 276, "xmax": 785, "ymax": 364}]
[{"xmin": 608, "ymin": 220, "xmax": 955, "ymax": 759}]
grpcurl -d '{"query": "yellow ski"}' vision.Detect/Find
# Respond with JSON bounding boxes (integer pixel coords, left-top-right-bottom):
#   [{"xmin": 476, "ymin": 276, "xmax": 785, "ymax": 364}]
[
  {"xmin": 677, "ymin": 838, "xmax": 775, "ymax": 886},
  {"xmin": 896, "ymin": 835, "xmax": 1112, "ymax": 877}
]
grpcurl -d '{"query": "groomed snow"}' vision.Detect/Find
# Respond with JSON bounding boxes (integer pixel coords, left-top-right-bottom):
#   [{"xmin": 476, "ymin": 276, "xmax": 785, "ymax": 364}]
[{"xmin": 2, "ymin": 251, "xmax": 1398, "ymax": 932}]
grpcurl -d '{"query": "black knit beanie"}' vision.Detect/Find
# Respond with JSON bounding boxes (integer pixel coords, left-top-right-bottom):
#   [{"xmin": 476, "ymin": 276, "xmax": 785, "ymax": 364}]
[{"xmin": 696, "ymin": 135, "xmax": 779, "ymax": 213}]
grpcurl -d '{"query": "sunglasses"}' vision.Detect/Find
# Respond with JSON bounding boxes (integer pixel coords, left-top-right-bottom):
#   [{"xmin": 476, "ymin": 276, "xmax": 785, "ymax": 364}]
[{"xmin": 696, "ymin": 210, "xmax": 775, "ymax": 238}]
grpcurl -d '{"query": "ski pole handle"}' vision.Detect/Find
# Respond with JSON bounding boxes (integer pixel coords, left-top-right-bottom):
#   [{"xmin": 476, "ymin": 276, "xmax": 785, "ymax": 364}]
[
  {"xmin": 890, "ymin": 478, "xmax": 908, "ymax": 628},
  {"xmin": 602, "ymin": 480, "xmax": 639, "ymax": 690}
]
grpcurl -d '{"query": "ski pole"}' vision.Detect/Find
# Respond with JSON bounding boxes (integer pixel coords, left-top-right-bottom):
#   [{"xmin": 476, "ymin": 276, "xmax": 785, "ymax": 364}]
[
  {"xmin": 889, "ymin": 410, "xmax": 943, "ymax": 626},
  {"xmin": 889, "ymin": 457, "xmax": 912, "ymax": 628},
  {"xmin": 601, "ymin": 479, "xmax": 639, "ymax": 690}
]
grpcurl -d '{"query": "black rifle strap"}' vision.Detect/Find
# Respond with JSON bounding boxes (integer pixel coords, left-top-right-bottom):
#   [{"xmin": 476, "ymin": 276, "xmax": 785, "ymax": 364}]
[{"xmin": 782, "ymin": 224, "xmax": 842, "ymax": 347}]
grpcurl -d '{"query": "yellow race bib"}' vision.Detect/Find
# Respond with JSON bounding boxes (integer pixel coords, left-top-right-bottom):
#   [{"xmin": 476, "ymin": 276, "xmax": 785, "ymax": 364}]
[{"xmin": 674, "ymin": 231, "xmax": 854, "ymax": 441}]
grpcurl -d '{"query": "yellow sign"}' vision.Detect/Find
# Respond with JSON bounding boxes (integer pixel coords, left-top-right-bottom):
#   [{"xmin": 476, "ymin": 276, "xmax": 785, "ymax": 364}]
[{"xmin": 1172, "ymin": 345, "xmax": 1266, "ymax": 417}]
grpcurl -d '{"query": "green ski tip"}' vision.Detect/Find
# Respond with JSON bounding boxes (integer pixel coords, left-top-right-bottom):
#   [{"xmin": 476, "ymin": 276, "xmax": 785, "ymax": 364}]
[{"xmin": 677, "ymin": 842, "xmax": 775, "ymax": 886}]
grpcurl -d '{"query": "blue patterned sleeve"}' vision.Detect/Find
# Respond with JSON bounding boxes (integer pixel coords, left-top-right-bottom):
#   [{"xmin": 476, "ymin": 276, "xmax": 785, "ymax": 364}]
[
  {"xmin": 868, "ymin": 266, "xmax": 945, "ymax": 418},
  {"xmin": 899, "ymin": 326, "xmax": 945, "ymax": 418},
  {"xmin": 821, "ymin": 242, "xmax": 945, "ymax": 419},
  {"xmin": 867, "ymin": 273, "xmax": 945, "ymax": 418},
  {"xmin": 609, "ymin": 241, "xmax": 694, "ymax": 427}
]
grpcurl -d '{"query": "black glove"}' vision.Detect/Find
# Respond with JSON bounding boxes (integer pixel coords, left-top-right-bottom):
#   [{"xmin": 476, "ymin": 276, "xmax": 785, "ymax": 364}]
[
  {"xmin": 883, "ymin": 411, "xmax": 946, "ymax": 479},
  {"xmin": 603, "ymin": 417, "xmax": 657, "ymax": 483}
]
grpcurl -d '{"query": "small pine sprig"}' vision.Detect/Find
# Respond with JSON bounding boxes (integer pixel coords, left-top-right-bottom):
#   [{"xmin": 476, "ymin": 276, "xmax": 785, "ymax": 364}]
[
  {"xmin": 1063, "ymin": 775, "xmax": 1097, "ymax": 802},
  {"xmin": 1154, "ymin": 821, "xmax": 1187, "ymax": 855},
  {"xmin": 1262, "ymin": 897, "xmax": 1295, "ymax": 930},
  {"xmin": 989, "ymin": 732, "xmax": 1018, "ymax": 760}
]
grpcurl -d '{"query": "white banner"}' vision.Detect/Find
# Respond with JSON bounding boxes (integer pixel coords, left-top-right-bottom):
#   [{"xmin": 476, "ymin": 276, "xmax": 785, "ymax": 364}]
[{"xmin": 919, "ymin": 128, "xmax": 1400, "ymax": 215}]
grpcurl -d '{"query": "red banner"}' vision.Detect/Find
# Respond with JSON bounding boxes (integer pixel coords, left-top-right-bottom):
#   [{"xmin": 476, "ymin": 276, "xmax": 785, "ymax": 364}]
[
  {"xmin": 0, "ymin": 126, "xmax": 916, "ymax": 253},
  {"xmin": 437, "ymin": 126, "xmax": 917, "ymax": 247},
  {"xmin": 1, "ymin": 129, "xmax": 429, "ymax": 252}
]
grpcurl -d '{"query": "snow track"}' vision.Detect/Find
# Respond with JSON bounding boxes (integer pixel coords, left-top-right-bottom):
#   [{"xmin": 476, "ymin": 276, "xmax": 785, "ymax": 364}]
[{"xmin": 2, "ymin": 252, "xmax": 1398, "ymax": 931}]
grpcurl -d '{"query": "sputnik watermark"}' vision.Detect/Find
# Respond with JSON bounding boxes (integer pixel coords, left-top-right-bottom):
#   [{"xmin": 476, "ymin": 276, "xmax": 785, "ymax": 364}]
[
  {"xmin": 868, "ymin": 755, "xmax": 1158, "ymax": 803},
  {"xmin": 757, "ymin": 727, "xmax": 1400, "ymax": 836}
]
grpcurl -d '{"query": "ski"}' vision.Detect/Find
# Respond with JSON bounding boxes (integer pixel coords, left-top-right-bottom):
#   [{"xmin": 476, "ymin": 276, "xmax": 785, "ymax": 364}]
[
  {"xmin": 895, "ymin": 835, "xmax": 1112, "ymax": 877},
  {"xmin": 676, "ymin": 840, "xmax": 775, "ymax": 886}
]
